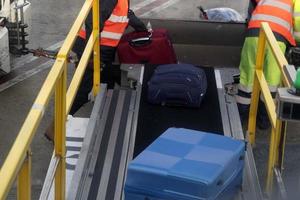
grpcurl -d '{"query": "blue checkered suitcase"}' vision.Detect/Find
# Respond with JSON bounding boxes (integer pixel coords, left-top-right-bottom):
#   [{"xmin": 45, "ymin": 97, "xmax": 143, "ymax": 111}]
[{"xmin": 125, "ymin": 128, "xmax": 245, "ymax": 200}]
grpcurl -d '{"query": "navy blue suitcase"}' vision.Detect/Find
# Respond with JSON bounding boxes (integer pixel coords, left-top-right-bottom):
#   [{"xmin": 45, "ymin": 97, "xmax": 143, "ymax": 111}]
[
  {"xmin": 147, "ymin": 64, "xmax": 207, "ymax": 107},
  {"xmin": 125, "ymin": 128, "xmax": 245, "ymax": 200}
]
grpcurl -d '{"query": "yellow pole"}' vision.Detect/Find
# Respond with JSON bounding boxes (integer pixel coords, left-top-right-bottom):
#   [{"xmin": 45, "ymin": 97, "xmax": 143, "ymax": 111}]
[
  {"xmin": 261, "ymin": 23, "xmax": 290, "ymax": 87},
  {"xmin": 274, "ymin": 120, "xmax": 283, "ymax": 165},
  {"xmin": 54, "ymin": 59, "xmax": 67, "ymax": 200},
  {"xmin": 257, "ymin": 23, "xmax": 291, "ymax": 195},
  {"xmin": 93, "ymin": 0, "xmax": 100, "ymax": 96},
  {"xmin": 278, "ymin": 121, "xmax": 287, "ymax": 171},
  {"xmin": 248, "ymin": 28, "xmax": 266, "ymax": 145},
  {"xmin": 66, "ymin": 32, "xmax": 97, "ymax": 114},
  {"xmin": 266, "ymin": 127, "xmax": 276, "ymax": 194},
  {"xmin": 0, "ymin": 1, "xmax": 94, "ymax": 198},
  {"xmin": 17, "ymin": 149, "xmax": 32, "ymax": 200},
  {"xmin": 248, "ymin": 74, "xmax": 260, "ymax": 145},
  {"xmin": 266, "ymin": 118, "xmax": 281, "ymax": 194}
]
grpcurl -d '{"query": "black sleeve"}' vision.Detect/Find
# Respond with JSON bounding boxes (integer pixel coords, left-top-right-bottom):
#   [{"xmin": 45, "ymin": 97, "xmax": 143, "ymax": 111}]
[
  {"xmin": 85, "ymin": 0, "xmax": 118, "ymax": 39},
  {"xmin": 251, "ymin": 0, "xmax": 258, "ymax": 6},
  {"xmin": 128, "ymin": 9, "xmax": 147, "ymax": 32},
  {"xmin": 247, "ymin": 0, "xmax": 257, "ymax": 22},
  {"xmin": 101, "ymin": 0, "xmax": 118, "ymax": 31}
]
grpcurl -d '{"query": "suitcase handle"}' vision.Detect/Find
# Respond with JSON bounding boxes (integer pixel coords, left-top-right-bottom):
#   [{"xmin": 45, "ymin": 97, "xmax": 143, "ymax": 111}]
[
  {"xmin": 129, "ymin": 37, "xmax": 152, "ymax": 47},
  {"xmin": 129, "ymin": 31, "xmax": 153, "ymax": 47}
]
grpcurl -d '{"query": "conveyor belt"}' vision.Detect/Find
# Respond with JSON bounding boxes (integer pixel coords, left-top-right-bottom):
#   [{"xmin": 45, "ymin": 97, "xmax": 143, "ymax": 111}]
[
  {"xmin": 87, "ymin": 89, "xmax": 135, "ymax": 200},
  {"xmin": 134, "ymin": 66, "xmax": 223, "ymax": 157},
  {"xmin": 67, "ymin": 66, "xmax": 263, "ymax": 200},
  {"xmin": 67, "ymin": 88, "xmax": 139, "ymax": 200}
]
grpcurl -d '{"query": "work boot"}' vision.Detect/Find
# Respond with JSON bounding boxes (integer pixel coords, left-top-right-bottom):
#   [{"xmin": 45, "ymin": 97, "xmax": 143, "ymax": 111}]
[{"xmin": 257, "ymin": 100, "xmax": 270, "ymax": 130}]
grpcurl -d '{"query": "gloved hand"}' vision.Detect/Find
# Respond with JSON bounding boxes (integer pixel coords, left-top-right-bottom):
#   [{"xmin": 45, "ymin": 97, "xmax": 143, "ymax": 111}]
[{"xmin": 128, "ymin": 9, "xmax": 147, "ymax": 32}]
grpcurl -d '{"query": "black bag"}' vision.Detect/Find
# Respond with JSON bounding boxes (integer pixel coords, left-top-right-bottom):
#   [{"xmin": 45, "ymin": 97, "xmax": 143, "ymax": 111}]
[{"xmin": 147, "ymin": 64, "xmax": 207, "ymax": 107}]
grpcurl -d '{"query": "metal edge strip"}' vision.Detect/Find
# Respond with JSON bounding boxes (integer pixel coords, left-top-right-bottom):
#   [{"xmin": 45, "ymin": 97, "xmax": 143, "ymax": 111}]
[
  {"xmin": 121, "ymin": 67, "xmax": 144, "ymax": 200},
  {"xmin": 274, "ymin": 167, "xmax": 288, "ymax": 200},
  {"xmin": 106, "ymin": 90, "xmax": 132, "ymax": 199},
  {"xmin": 87, "ymin": 89, "xmax": 121, "ymax": 199},
  {"xmin": 216, "ymin": 69, "xmax": 264, "ymax": 200},
  {"xmin": 96, "ymin": 90, "xmax": 126, "ymax": 199},
  {"xmin": 39, "ymin": 154, "xmax": 60, "ymax": 200},
  {"xmin": 114, "ymin": 91, "xmax": 137, "ymax": 200},
  {"xmin": 126, "ymin": 66, "xmax": 144, "ymax": 162},
  {"xmin": 79, "ymin": 89, "xmax": 114, "ymax": 200},
  {"xmin": 66, "ymin": 84, "xmax": 107, "ymax": 200},
  {"xmin": 215, "ymin": 69, "xmax": 231, "ymax": 137}
]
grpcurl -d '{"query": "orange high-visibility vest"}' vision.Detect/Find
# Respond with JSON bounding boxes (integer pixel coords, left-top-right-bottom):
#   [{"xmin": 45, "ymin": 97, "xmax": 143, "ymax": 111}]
[
  {"xmin": 78, "ymin": 0, "xmax": 129, "ymax": 47},
  {"xmin": 78, "ymin": 28, "xmax": 86, "ymax": 39},
  {"xmin": 248, "ymin": 0, "xmax": 296, "ymax": 46}
]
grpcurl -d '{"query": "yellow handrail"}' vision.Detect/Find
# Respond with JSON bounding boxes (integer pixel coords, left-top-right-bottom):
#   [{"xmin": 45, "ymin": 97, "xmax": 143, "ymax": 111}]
[
  {"xmin": 247, "ymin": 22, "xmax": 290, "ymax": 195},
  {"xmin": 0, "ymin": 0, "xmax": 100, "ymax": 199}
]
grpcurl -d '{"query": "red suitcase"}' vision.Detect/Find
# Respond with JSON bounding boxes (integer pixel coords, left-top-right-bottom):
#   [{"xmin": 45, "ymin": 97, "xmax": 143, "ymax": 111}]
[{"xmin": 117, "ymin": 29, "xmax": 177, "ymax": 64}]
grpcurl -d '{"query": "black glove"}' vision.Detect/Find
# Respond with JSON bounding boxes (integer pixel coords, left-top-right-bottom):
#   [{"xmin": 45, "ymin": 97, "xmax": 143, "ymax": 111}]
[{"xmin": 128, "ymin": 9, "xmax": 147, "ymax": 32}]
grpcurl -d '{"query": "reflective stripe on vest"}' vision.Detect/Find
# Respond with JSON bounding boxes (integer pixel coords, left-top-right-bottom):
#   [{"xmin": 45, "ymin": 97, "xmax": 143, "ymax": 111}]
[
  {"xmin": 235, "ymin": 95, "xmax": 251, "ymax": 105},
  {"xmin": 78, "ymin": 23, "xmax": 87, "ymax": 39},
  {"xmin": 248, "ymin": 0, "xmax": 295, "ymax": 46},
  {"xmin": 236, "ymin": 84, "xmax": 277, "ymax": 105},
  {"xmin": 294, "ymin": 31, "xmax": 300, "ymax": 41},
  {"xmin": 78, "ymin": 29, "xmax": 86, "ymax": 39},
  {"xmin": 107, "ymin": 14, "xmax": 129, "ymax": 23},
  {"xmin": 101, "ymin": 31, "xmax": 123, "ymax": 40},
  {"xmin": 238, "ymin": 84, "xmax": 253, "ymax": 93},
  {"xmin": 258, "ymin": 0, "xmax": 292, "ymax": 12},
  {"xmin": 294, "ymin": 0, "xmax": 300, "ymax": 42},
  {"xmin": 101, "ymin": 0, "xmax": 129, "ymax": 47},
  {"xmin": 251, "ymin": 14, "xmax": 292, "ymax": 31}
]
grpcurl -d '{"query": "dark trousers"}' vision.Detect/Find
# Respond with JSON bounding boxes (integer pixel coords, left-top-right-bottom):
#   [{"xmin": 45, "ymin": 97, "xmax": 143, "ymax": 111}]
[{"xmin": 70, "ymin": 45, "xmax": 119, "ymax": 115}]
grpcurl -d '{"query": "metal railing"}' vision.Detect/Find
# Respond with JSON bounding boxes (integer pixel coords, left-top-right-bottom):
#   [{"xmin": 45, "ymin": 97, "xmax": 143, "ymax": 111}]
[
  {"xmin": 0, "ymin": 0, "xmax": 100, "ymax": 199},
  {"xmin": 247, "ymin": 22, "xmax": 291, "ymax": 196}
]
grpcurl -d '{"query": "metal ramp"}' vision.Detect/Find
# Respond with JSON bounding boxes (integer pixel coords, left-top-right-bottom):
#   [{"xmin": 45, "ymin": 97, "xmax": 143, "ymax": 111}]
[
  {"xmin": 215, "ymin": 68, "xmax": 263, "ymax": 200},
  {"xmin": 40, "ymin": 65, "xmax": 264, "ymax": 200},
  {"xmin": 67, "ymin": 86, "xmax": 141, "ymax": 200}
]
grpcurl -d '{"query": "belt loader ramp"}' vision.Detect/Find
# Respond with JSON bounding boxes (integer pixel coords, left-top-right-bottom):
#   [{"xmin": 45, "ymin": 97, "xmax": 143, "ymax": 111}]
[
  {"xmin": 60, "ymin": 63, "xmax": 262, "ymax": 200},
  {"xmin": 0, "ymin": 0, "xmax": 297, "ymax": 199}
]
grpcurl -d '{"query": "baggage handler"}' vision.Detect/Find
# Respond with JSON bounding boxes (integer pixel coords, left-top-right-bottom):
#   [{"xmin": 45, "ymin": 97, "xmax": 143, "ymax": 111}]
[
  {"xmin": 293, "ymin": 0, "xmax": 300, "ymax": 43},
  {"xmin": 236, "ymin": 0, "xmax": 297, "ymax": 129},
  {"xmin": 289, "ymin": 0, "xmax": 300, "ymax": 66},
  {"xmin": 70, "ymin": 0, "xmax": 147, "ymax": 115},
  {"xmin": 45, "ymin": 0, "xmax": 146, "ymax": 141}
]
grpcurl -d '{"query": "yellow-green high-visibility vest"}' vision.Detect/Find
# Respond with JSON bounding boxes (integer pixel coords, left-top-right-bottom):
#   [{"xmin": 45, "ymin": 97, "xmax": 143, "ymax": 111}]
[{"xmin": 294, "ymin": 0, "xmax": 300, "ymax": 43}]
